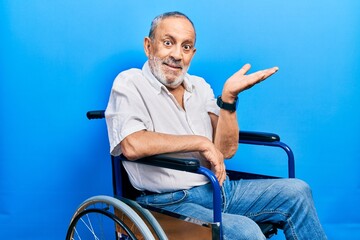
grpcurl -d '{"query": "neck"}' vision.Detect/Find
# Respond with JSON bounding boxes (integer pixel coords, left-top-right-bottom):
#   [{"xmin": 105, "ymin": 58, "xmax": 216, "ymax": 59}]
[{"xmin": 168, "ymin": 84, "xmax": 185, "ymax": 109}]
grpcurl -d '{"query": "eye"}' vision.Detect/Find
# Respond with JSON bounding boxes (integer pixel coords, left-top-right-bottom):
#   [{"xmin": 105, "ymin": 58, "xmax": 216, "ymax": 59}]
[
  {"xmin": 163, "ymin": 40, "xmax": 172, "ymax": 47},
  {"xmin": 183, "ymin": 44, "xmax": 193, "ymax": 51}
]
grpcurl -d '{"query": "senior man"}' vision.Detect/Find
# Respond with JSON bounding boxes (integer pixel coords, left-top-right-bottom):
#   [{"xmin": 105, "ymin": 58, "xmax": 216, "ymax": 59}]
[{"xmin": 105, "ymin": 11, "xmax": 327, "ymax": 240}]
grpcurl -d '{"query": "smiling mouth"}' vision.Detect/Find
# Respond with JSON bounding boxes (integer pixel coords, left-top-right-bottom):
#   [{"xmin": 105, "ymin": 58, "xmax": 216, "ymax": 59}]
[{"xmin": 163, "ymin": 62, "xmax": 182, "ymax": 70}]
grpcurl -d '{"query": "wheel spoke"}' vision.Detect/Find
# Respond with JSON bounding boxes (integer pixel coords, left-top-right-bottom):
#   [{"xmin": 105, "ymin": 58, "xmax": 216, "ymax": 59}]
[
  {"xmin": 66, "ymin": 196, "xmax": 157, "ymax": 240},
  {"xmin": 79, "ymin": 215, "xmax": 100, "ymax": 240}
]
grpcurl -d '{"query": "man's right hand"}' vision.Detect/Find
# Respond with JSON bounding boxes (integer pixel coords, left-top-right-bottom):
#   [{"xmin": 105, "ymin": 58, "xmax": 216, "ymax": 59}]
[{"xmin": 199, "ymin": 140, "xmax": 226, "ymax": 186}]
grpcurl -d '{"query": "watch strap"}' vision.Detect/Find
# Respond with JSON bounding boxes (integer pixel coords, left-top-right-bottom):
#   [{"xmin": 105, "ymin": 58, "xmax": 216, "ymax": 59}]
[{"xmin": 216, "ymin": 96, "xmax": 238, "ymax": 112}]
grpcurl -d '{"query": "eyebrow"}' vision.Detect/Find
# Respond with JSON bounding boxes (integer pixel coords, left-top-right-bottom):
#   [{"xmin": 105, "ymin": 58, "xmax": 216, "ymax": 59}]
[{"xmin": 162, "ymin": 34, "xmax": 195, "ymax": 45}]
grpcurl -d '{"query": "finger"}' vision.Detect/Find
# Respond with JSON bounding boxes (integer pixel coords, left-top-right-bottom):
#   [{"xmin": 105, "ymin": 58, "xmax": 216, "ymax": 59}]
[
  {"xmin": 249, "ymin": 67, "xmax": 279, "ymax": 84},
  {"xmin": 218, "ymin": 171, "xmax": 225, "ymax": 186},
  {"xmin": 222, "ymin": 171, "xmax": 227, "ymax": 186},
  {"xmin": 215, "ymin": 166, "xmax": 225, "ymax": 184},
  {"xmin": 262, "ymin": 66, "xmax": 279, "ymax": 79},
  {"xmin": 222, "ymin": 164, "xmax": 227, "ymax": 182},
  {"xmin": 236, "ymin": 63, "xmax": 251, "ymax": 76},
  {"xmin": 219, "ymin": 171, "xmax": 227, "ymax": 186},
  {"xmin": 211, "ymin": 163, "xmax": 221, "ymax": 179},
  {"xmin": 217, "ymin": 163, "xmax": 226, "ymax": 186}
]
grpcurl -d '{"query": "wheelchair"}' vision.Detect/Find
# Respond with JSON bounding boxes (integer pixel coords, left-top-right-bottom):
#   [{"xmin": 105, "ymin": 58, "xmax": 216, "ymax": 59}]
[{"xmin": 66, "ymin": 110, "xmax": 295, "ymax": 240}]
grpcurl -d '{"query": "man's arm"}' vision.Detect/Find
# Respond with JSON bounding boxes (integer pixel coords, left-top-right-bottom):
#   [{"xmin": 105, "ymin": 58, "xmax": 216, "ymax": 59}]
[
  {"xmin": 212, "ymin": 64, "xmax": 279, "ymax": 158},
  {"xmin": 120, "ymin": 130, "xmax": 227, "ymax": 185},
  {"xmin": 211, "ymin": 109, "xmax": 239, "ymax": 159}
]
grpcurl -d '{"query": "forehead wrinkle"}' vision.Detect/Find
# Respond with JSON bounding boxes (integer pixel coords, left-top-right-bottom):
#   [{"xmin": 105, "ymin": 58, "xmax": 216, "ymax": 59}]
[{"xmin": 155, "ymin": 18, "xmax": 195, "ymax": 44}]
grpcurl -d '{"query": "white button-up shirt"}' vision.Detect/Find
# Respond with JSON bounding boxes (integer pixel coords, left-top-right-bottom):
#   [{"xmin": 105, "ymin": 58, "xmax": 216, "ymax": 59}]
[{"xmin": 105, "ymin": 61, "xmax": 220, "ymax": 193}]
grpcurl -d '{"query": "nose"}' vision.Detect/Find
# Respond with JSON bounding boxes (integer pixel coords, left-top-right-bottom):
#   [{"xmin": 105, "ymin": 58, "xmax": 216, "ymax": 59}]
[{"xmin": 170, "ymin": 45, "xmax": 182, "ymax": 60}]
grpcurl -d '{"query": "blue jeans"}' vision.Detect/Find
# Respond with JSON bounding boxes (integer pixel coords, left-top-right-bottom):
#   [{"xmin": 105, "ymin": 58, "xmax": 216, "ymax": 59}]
[{"xmin": 136, "ymin": 177, "xmax": 327, "ymax": 240}]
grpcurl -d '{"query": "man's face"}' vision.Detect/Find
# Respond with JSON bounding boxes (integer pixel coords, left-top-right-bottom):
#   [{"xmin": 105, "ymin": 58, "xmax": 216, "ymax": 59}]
[{"xmin": 144, "ymin": 17, "xmax": 196, "ymax": 88}]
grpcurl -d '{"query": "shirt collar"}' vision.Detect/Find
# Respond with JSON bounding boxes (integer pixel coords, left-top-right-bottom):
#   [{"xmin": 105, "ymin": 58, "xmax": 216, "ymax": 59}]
[{"xmin": 142, "ymin": 61, "xmax": 194, "ymax": 94}]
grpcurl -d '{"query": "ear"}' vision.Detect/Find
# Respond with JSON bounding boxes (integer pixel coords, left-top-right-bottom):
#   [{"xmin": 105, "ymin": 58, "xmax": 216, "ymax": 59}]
[
  {"xmin": 189, "ymin": 47, "xmax": 197, "ymax": 61},
  {"xmin": 144, "ymin": 37, "xmax": 152, "ymax": 57},
  {"xmin": 192, "ymin": 47, "xmax": 197, "ymax": 56}
]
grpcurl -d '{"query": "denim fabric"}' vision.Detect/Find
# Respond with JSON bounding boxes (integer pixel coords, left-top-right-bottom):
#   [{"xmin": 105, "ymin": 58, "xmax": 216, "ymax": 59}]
[{"xmin": 136, "ymin": 177, "xmax": 327, "ymax": 240}]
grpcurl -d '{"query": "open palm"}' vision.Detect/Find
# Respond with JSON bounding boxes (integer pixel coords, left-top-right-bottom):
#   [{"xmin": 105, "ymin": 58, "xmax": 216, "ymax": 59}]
[{"xmin": 222, "ymin": 63, "xmax": 279, "ymax": 99}]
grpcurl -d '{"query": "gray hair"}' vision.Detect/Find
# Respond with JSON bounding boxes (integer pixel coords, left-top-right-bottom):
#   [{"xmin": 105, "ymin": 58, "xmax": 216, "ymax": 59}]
[{"xmin": 148, "ymin": 11, "xmax": 196, "ymax": 42}]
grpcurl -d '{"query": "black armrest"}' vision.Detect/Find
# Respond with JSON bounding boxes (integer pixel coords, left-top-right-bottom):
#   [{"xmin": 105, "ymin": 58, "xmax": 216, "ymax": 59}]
[
  {"xmin": 87, "ymin": 110, "xmax": 105, "ymax": 120},
  {"xmin": 239, "ymin": 131, "xmax": 280, "ymax": 142},
  {"xmin": 118, "ymin": 154, "xmax": 200, "ymax": 172}
]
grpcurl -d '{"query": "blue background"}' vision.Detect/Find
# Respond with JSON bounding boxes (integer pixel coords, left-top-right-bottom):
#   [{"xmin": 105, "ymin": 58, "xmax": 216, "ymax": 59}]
[{"xmin": 1, "ymin": 1, "xmax": 359, "ymax": 239}]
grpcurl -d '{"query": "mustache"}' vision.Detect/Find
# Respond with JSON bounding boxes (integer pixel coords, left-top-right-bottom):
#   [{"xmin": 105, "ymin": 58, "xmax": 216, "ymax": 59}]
[
  {"xmin": 152, "ymin": 56, "xmax": 183, "ymax": 69},
  {"xmin": 163, "ymin": 57, "xmax": 182, "ymax": 68}
]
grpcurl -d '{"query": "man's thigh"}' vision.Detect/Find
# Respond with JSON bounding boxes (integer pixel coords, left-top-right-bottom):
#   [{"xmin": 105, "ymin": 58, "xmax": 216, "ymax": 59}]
[
  {"xmin": 223, "ymin": 178, "xmax": 310, "ymax": 222},
  {"xmin": 166, "ymin": 202, "xmax": 265, "ymax": 240}
]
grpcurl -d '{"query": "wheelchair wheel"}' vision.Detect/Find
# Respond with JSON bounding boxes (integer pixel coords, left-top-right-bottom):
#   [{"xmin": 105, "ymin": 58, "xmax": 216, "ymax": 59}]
[
  {"xmin": 118, "ymin": 197, "xmax": 168, "ymax": 240},
  {"xmin": 66, "ymin": 195, "xmax": 156, "ymax": 240}
]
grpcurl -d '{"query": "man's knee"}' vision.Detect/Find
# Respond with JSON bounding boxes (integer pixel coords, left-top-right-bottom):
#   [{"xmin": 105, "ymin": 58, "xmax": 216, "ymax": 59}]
[
  {"xmin": 222, "ymin": 215, "xmax": 266, "ymax": 240},
  {"xmin": 286, "ymin": 178, "xmax": 313, "ymax": 199}
]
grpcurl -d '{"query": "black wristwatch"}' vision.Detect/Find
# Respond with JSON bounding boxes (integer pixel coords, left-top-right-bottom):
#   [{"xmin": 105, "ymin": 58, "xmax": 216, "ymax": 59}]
[{"xmin": 216, "ymin": 96, "xmax": 238, "ymax": 112}]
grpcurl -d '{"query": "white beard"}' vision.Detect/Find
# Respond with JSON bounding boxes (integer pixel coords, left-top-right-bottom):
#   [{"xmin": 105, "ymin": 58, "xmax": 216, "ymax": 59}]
[{"xmin": 148, "ymin": 56, "xmax": 189, "ymax": 89}]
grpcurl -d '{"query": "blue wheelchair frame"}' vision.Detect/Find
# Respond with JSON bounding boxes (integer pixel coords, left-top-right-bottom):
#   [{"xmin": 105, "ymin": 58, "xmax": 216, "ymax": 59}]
[{"xmin": 87, "ymin": 110, "xmax": 295, "ymax": 239}]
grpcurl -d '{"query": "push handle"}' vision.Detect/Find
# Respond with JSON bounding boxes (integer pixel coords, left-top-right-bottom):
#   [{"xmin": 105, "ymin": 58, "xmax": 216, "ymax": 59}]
[{"xmin": 86, "ymin": 110, "xmax": 105, "ymax": 120}]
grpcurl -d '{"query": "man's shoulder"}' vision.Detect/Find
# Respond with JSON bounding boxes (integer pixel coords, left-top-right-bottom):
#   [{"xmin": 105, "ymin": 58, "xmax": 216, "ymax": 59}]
[
  {"xmin": 187, "ymin": 72, "xmax": 205, "ymax": 81},
  {"xmin": 116, "ymin": 68, "xmax": 143, "ymax": 79},
  {"xmin": 112, "ymin": 68, "xmax": 144, "ymax": 86},
  {"xmin": 187, "ymin": 73, "xmax": 211, "ymax": 88}
]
